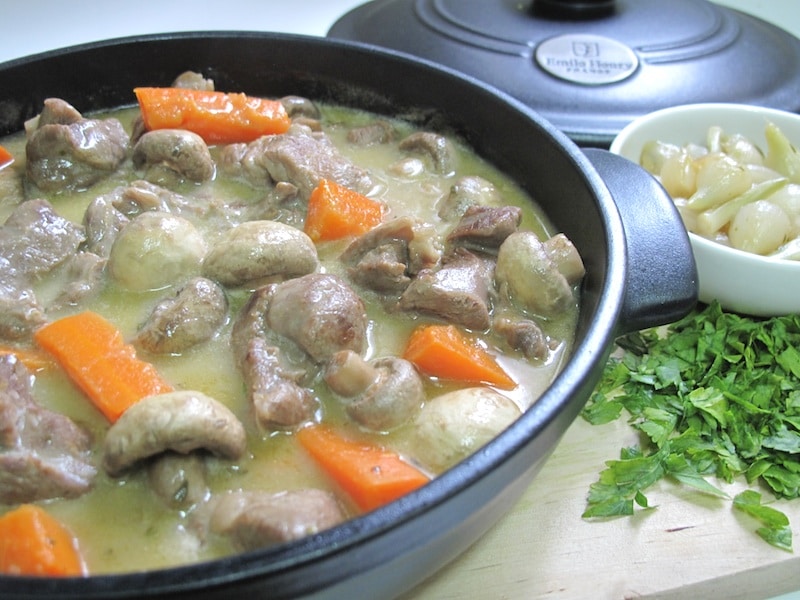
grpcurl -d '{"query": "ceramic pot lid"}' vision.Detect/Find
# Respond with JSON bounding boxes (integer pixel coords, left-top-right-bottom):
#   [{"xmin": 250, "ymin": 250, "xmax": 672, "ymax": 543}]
[{"xmin": 328, "ymin": 0, "xmax": 800, "ymax": 146}]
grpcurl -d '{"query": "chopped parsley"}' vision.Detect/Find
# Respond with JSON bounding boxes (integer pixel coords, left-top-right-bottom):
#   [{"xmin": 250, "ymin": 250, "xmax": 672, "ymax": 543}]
[{"xmin": 581, "ymin": 301, "xmax": 799, "ymax": 551}]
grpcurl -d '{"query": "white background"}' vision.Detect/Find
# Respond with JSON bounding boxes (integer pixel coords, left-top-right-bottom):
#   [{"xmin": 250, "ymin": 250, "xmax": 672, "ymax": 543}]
[{"xmin": 0, "ymin": 1, "xmax": 797, "ymax": 63}]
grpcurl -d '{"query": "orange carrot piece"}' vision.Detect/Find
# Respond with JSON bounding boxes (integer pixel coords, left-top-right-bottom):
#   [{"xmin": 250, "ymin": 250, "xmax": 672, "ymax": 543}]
[
  {"xmin": 296, "ymin": 425, "xmax": 430, "ymax": 512},
  {"xmin": 0, "ymin": 504, "xmax": 85, "ymax": 577},
  {"xmin": 0, "ymin": 344, "xmax": 55, "ymax": 372},
  {"xmin": 403, "ymin": 324, "xmax": 516, "ymax": 390},
  {"xmin": 134, "ymin": 87, "xmax": 291, "ymax": 144},
  {"xmin": 34, "ymin": 311, "xmax": 173, "ymax": 422},
  {"xmin": 304, "ymin": 179, "xmax": 384, "ymax": 242},
  {"xmin": 0, "ymin": 145, "xmax": 13, "ymax": 170}
]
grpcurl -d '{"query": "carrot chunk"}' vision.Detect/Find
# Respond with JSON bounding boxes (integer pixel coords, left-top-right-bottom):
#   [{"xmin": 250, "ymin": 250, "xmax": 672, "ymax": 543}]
[
  {"xmin": 34, "ymin": 311, "xmax": 173, "ymax": 422},
  {"xmin": 296, "ymin": 425, "xmax": 430, "ymax": 512},
  {"xmin": 0, "ymin": 145, "xmax": 14, "ymax": 170},
  {"xmin": 304, "ymin": 179, "xmax": 384, "ymax": 242},
  {"xmin": 0, "ymin": 505, "xmax": 85, "ymax": 577},
  {"xmin": 0, "ymin": 345, "xmax": 55, "ymax": 372},
  {"xmin": 134, "ymin": 87, "xmax": 291, "ymax": 144},
  {"xmin": 403, "ymin": 324, "xmax": 516, "ymax": 389}
]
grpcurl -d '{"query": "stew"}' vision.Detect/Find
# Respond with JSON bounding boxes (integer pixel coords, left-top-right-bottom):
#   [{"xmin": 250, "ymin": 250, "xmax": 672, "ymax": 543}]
[{"xmin": 0, "ymin": 72, "xmax": 583, "ymax": 575}]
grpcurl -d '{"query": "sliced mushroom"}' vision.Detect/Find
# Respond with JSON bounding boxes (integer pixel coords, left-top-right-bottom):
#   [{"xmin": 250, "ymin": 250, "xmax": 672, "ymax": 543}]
[
  {"xmin": 437, "ymin": 175, "xmax": 503, "ymax": 221},
  {"xmin": 132, "ymin": 129, "xmax": 215, "ymax": 184},
  {"xmin": 398, "ymin": 131, "xmax": 454, "ymax": 173},
  {"xmin": 280, "ymin": 95, "xmax": 321, "ymax": 120},
  {"xmin": 202, "ymin": 220, "xmax": 318, "ymax": 288},
  {"xmin": 495, "ymin": 231, "xmax": 575, "ymax": 318},
  {"xmin": 494, "ymin": 317, "xmax": 551, "ymax": 361},
  {"xmin": 543, "ymin": 233, "xmax": 586, "ymax": 285},
  {"xmin": 209, "ymin": 489, "xmax": 345, "ymax": 551},
  {"xmin": 111, "ymin": 179, "xmax": 192, "ymax": 217},
  {"xmin": 266, "ymin": 273, "xmax": 368, "ymax": 363},
  {"xmin": 103, "ymin": 390, "xmax": 247, "ymax": 476},
  {"xmin": 325, "ymin": 350, "xmax": 424, "ymax": 431},
  {"xmin": 410, "ymin": 387, "xmax": 521, "ymax": 472},
  {"xmin": 133, "ymin": 277, "xmax": 228, "ymax": 354},
  {"xmin": 147, "ymin": 452, "xmax": 209, "ymax": 509}
]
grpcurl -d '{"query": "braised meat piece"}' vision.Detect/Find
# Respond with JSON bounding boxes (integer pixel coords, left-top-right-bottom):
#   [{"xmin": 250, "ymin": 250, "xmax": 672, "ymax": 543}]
[
  {"xmin": 47, "ymin": 251, "xmax": 106, "ymax": 311},
  {"xmin": 82, "ymin": 195, "xmax": 130, "ymax": 258},
  {"xmin": 257, "ymin": 124, "xmax": 374, "ymax": 199},
  {"xmin": 0, "ymin": 199, "xmax": 86, "ymax": 341},
  {"xmin": 133, "ymin": 277, "xmax": 228, "ymax": 355},
  {"xmin": 266, "ymin": 273, "xmax": 368, "ymax": 363},
  {"xmin": 340, "ymin": 217, "xmax": 416, "ymax": 293},
  {"xmin": 25, "ymin": 98, "xmax": 129, "ymax": 192},
  {"xmin": 0, "ymin": 355, "xmax": 97, "ymax": 503},
  {"xmin": 0, "ymin": 277, "xmax": 46, "ymax": 342},
  {"xmin": 0, "ymin": 198, "xmax": 85, "ymax": 280},
  {"xmin": 219, "ymin": 123, "xmax": 373, "ymax": 197},
  {"xmin": 242, "ymin": 337, "xmax": 318, "ymax": 430},
  {"xmin": 231, "ymin": 287, "xmax": 318, "ymax": 431},
  {"xmin": 494, "ymin": 317, "xmax": 551, "ymax": 361},
  {"xmin": 347, "ymin": 120, "xmax": 395, "ymax": 146},
  {"xmin": 399, "ymin": 248, "xmax": 494, "ymax": 331},
  {"xmin": 209, "ymin": 489, "xmax": 345, "ymax": 550},
  {"xmin": 447, "ymin": 205, "xmax": 523, "ymax": 252}
]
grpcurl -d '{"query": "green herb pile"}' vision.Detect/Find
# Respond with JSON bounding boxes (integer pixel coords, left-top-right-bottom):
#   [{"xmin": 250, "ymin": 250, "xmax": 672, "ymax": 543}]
[{"xmin": 581, "ymin": 300, "xmax": 799, "ymax": 551}]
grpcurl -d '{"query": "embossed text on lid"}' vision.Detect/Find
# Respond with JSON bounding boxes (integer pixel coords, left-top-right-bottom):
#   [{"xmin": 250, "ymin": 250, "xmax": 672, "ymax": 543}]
[{"xmin": 535, "ymin": 33, "xmax": 638, "ymax": 85}]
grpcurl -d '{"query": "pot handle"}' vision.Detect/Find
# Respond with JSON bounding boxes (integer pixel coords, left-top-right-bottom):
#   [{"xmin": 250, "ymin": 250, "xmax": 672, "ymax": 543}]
[{"xmin": 583, "ymin": 148, "xmax": 698, "ymax": 334}]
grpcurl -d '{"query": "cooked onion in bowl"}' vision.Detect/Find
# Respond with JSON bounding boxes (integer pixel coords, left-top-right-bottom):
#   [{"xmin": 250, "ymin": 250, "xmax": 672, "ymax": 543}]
[{"xmin": 610, "ymin": 102, "xmax": 800, "ymax": 317}]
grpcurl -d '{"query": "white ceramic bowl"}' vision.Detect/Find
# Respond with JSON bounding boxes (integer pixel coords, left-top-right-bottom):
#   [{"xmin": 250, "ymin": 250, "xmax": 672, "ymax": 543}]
[{"xmin": 610, "ymin": 103, "xmax": 800, "ymax": 317}]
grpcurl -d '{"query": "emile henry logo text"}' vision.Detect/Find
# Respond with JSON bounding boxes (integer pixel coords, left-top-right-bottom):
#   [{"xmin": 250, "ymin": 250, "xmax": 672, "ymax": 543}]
[
  {"xmin": 544, "ymin": 55, "xmax": 636, "ymax": 75},
  {"xmin": 535, "ymin": 34, "xmax": 639, "ymax": 85},
  {"xmin": 544, "ymin": 42, "xmax": 635, "ymax": 75}
]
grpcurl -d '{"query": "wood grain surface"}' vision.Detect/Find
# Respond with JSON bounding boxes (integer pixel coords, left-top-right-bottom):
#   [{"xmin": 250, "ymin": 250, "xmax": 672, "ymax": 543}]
[{"xmin": 405, "ymin": 415, "xmax": 800, "ymax": 599}]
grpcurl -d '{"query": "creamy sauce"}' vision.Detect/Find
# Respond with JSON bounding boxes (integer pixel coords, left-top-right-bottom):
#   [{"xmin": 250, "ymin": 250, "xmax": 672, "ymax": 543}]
[{"xmin": 0, "ymin": 102, "xmax": 578, "ymax": 573}]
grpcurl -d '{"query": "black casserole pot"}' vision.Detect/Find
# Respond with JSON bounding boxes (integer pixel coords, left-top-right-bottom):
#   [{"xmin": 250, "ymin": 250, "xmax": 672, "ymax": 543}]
[{"xmin": 0, "ymin": 33, "xmax": 697, "ymax": 600}]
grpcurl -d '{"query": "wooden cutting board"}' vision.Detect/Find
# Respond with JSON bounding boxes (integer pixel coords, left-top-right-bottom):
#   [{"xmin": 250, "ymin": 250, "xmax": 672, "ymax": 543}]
[{"xmin": 403, "ymin": 413, "xmax": 800, "ymax": 599}]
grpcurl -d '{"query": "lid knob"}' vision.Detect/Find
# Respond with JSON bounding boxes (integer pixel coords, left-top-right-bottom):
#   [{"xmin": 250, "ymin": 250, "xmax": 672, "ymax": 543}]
[{"xmin": 530, "ymin": 0, "xmax": 615, "ymax": 20}]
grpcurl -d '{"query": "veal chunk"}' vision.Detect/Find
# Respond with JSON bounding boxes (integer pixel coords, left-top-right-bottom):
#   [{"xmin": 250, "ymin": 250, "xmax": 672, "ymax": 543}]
[
  {"xmin": 398, "ymin": 248, "xmax": 494, "ymax": 331},
  {"xmin": 0, "ymin": 355, "xmax": 96, "ymax": 504},
  {"xmin": 258, "ymin": 125, "xmax": 374, "ymax": 199},
  {"xmin": 0, "ymin": 198, "xmax": 86, "ymax": 280},
  {"xmin": 26, "ymin": 98, "xmax": 129, "ymax": 192}
]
